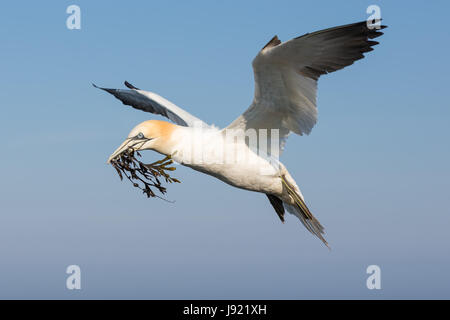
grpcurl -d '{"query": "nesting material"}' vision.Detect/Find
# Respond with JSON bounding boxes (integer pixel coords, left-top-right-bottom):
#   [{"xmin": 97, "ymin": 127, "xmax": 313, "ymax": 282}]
[{"xmin": 110, "ymin": 150, "xmax": 180, "ymax": 199}]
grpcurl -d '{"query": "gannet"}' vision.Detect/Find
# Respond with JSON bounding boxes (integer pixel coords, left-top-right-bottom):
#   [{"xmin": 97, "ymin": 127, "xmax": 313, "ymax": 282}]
[{"xmin": 95, "ymin": 21, "xmax": 386, "ymax": 247}]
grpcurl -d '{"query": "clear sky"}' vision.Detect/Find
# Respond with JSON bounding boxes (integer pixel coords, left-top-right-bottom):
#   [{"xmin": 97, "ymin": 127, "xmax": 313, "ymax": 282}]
[{"xmin": 0, "ymin": 1, "xmax": 449, "ymax": 299}]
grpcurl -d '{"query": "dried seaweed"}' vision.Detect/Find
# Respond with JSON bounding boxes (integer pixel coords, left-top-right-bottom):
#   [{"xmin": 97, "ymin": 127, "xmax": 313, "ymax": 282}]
[{"xmin": 110, "ymin": 150, "xmax": 180, "ymax": 200}]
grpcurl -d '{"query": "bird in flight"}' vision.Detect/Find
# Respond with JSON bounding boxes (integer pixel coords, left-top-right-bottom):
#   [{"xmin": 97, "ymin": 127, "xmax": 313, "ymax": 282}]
[{"xmin": 95, "ymin": 21, "xmax": 386, "ymax": 247}]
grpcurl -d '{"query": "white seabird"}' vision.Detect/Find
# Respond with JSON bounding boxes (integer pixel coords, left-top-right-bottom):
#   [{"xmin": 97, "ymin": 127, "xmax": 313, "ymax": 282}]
[{"xmin": 95, "ymin": 21, "xmax": 386, "ymax": 247}]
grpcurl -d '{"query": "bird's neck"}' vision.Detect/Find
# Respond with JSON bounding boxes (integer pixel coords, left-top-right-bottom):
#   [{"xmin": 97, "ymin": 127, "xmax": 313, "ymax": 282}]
[
  {"xmin": 168, "ymin": 126, "xmax": 216, "ymax": 165},
  {"xmin": 149, "ymin": 122, "xmax": 182, "ymax": 157}
]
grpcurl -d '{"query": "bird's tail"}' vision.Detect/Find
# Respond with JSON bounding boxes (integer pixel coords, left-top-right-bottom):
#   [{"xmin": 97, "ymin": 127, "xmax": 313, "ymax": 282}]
[{"xmin": 281, "ymin": 175, "xmax": 329, "ymax": 248}]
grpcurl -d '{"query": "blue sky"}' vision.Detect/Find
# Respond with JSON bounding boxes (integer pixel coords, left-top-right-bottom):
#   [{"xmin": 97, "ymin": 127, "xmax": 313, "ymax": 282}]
[{"xmin": 0, "ymin": 1, "xmax": 449, "ymax": 299}]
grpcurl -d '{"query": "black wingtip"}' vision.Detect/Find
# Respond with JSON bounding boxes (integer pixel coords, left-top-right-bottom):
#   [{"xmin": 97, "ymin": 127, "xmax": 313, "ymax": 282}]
[
  {"xmin": 124, "ymin": 81, "xmax": 140, "ymax": 90},
  {"xmin": 92, "ymin": 83, "xmax": 117, "ymax": 95}
]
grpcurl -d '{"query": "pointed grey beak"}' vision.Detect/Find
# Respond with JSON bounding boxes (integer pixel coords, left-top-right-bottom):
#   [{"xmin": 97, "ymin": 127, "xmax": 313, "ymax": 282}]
[
  {"xmin": 107, "ymin": 137, "xmax": 151, "ymax": 164},
  {"xmin": 107, "ymin": 138, "xmax": 133, "ymax": 164}
]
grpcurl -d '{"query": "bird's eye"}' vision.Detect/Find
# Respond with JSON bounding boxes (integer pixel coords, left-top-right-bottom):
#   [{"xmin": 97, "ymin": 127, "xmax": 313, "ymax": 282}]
[{"xmin": 137, "ymin": 132, "xmax": 144, "ymax": 139}]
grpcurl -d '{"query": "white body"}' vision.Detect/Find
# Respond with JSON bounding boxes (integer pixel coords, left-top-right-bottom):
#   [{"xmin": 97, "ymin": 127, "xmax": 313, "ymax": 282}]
[
  {"xmin": 99, "ymin": 21, "xmax": 386, "ymax": 247},
  {"xmin": 169, "ymin": 126, "xmax": 301, "ymax": 204}
]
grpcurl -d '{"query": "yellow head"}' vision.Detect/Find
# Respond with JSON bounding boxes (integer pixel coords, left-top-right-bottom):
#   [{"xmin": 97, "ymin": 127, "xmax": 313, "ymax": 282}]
[{"xmin": 107, "ymin": 120, "xmax": 178, "ymax": 163}]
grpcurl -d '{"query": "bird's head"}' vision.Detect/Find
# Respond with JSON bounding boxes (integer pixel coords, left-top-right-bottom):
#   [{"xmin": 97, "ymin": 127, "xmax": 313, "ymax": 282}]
[{"xmin": 107, "ymin": 120, "xmax": 177, "ymax": 163}]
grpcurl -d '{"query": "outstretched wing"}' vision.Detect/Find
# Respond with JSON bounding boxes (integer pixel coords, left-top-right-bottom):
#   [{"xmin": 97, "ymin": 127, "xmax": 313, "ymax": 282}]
[
  {"xmin": 227, "ymin": 21, "xmax": 386, "ymax": 153},
  {"xmin": 94, "ymin": 81, "xmax": 207, "ymax": 127}
]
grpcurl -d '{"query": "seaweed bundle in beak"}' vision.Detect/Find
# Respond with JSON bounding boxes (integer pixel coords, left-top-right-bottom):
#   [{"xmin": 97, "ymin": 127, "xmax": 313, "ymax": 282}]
[{"xmin": 109, "ymin": 150, "xmax": 180, "ymax": 199}]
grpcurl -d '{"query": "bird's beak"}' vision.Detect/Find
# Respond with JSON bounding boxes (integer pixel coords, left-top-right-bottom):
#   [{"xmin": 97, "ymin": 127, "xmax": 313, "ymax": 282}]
[
  {"xmin": 107, "ymin": 138, "xmax": 134, "ymax": 164},
  {"xmin": 107, "ymin": 136, "xmax": 152, "ymax": 163}
]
